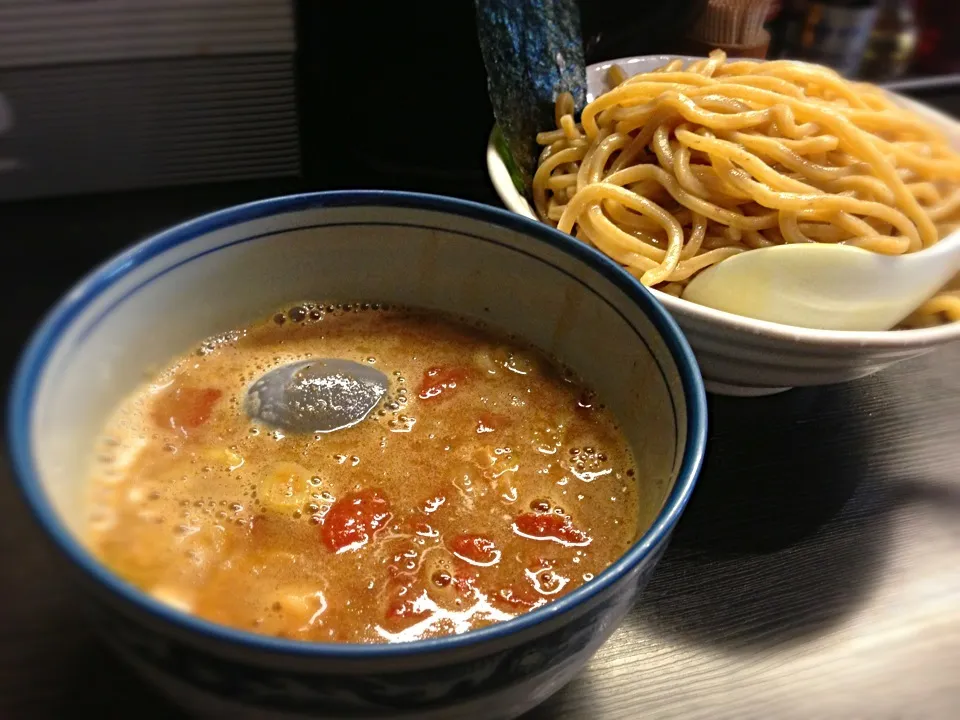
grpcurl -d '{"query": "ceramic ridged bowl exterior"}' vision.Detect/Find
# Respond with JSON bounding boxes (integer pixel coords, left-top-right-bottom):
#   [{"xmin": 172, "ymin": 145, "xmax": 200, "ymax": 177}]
[
  {"xmin": 486, "ymin": 56, "xmax": 960, "ymax": 396},
  {"xmin": 658, "ymin": 298, "xmax": 952, "ymax": 396},
  {"xmin": 8, "ymin": 192, "xmax": 706, "ymax": 719}
]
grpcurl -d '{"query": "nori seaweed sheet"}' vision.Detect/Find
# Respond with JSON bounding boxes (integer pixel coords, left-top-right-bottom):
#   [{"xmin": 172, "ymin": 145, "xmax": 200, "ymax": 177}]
[{"xmin": 475, "ymin": 0, "xmax": 587, "ymax": 196}]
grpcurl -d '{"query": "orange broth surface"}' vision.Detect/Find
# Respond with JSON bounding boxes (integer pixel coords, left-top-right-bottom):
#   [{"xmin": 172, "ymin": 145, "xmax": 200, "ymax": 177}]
[{"xmin": 87, "ymin": 304, "xmax": 645, "ymax": 644}]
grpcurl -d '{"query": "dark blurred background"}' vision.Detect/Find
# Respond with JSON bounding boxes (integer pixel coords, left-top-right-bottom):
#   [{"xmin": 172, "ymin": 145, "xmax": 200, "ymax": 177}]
[{"xmin": 1, "ymin": 0, "xmax": 958, "ymax": 205}]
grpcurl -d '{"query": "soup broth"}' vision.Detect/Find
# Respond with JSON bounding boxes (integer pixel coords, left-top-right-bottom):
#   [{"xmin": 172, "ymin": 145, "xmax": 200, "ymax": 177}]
[{"xmin": 88, "ymin": 304, "xmax": 645, "ymax": 643}]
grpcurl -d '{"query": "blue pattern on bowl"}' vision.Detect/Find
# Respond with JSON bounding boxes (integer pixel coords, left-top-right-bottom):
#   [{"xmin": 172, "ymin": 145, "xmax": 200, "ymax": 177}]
[{"xmin": 87, "ymin": 542, "xmax": 665, "ymax": 717}]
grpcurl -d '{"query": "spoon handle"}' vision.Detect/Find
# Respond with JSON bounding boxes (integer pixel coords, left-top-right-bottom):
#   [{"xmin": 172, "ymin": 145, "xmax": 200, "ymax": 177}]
[{"xmin": 916, "ymin": 230, "xmax": 960, "ymax": 268}]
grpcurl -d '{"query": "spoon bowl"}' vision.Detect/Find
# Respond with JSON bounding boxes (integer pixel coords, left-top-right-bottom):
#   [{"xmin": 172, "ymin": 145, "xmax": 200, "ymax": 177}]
[
  {"xmin": 246, "ymin": 358, "xmax": 389, "ymax": 434},
  {"xmin": 681, "ymin": 233, "xmax": 960, "ymax": 332}
]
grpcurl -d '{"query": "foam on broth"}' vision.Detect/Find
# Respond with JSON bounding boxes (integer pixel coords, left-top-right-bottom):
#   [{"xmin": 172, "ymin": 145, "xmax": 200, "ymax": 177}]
[{"xmin": 87, "ymin": 304, "xmax": 647, "ymax": 643}]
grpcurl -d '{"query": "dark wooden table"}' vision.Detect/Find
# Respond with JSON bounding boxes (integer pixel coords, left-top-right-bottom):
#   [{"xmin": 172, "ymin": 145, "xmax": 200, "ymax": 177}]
[{"xmin": 2, "ymin": 183, "xmax": 958, "ymax": 719}]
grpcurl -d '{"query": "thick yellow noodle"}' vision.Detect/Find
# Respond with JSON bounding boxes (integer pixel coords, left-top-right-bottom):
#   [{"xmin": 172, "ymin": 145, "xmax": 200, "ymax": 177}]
[{"xmin": 533, "ymin": 50, "xmax": 960, "ymax": 328}]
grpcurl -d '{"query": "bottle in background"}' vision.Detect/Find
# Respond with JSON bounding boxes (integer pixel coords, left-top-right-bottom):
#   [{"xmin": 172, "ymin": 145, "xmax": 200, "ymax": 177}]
[
  {"xmin": 858, "ymin": 0, "xmax": 918, "ymax": 81},
  {"xmin": 779, "ymin": 0, "xmax": 881, "ymax": 76},
  {"xmin": 912, "ymin": 0, "xmax": 960, "ymax": 75},
  {"xmin": 580, "ymin": 0, "xmax": 702, "ymax": 63},
  {"xmin": 684, "ymin": 0, "xmax": 776, "ymax": 59},
  {"xmin": 765, "ymin": 1, "xmax": 788, "ymax": 56}
]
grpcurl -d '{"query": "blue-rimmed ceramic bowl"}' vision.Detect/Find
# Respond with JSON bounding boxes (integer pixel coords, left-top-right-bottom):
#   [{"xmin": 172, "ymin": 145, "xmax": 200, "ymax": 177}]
[{"xmin": 7, "ymin": 191, "xmax": 706, "ymax": 720}]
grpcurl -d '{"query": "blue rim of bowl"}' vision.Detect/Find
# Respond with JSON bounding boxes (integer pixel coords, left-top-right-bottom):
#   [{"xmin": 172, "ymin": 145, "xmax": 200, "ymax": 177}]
[{"xmin": 7, "ymin": 190, "xmax": 707, "ymax": 659}]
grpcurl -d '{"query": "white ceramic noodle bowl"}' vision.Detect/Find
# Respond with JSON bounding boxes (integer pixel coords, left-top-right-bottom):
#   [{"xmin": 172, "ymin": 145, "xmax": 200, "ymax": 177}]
[{"xmin": 486, "ymin": 55, "xmax": 960, "ymax": 396}]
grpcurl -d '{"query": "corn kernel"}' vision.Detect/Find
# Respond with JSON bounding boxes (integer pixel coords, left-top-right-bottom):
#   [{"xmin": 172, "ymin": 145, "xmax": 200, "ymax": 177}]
[{"xmin": 260, "ymin": 462, "xmax": 311, "ymax": 512}]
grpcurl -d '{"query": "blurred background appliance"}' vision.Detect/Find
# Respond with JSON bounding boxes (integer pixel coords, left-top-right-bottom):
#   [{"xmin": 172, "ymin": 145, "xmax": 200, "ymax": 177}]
[{"xmin": 0, "ymin": 0, "xmax": 299, "ymax": 201}]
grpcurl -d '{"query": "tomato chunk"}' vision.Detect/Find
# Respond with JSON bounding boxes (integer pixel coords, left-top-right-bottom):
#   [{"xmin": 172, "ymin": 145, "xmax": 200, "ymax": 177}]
[
  {"xmin": 386, "ymin": 594, "xmax": 432, "ymax": 622},
  {"xmin": 321, "ymin": 489, "xmax": 392, "ymax": 553},
  {"xmin": 513, "ymin": 512, "xmax": 591, "ymax": 547},
  {"xmin": 496, "ymin": 584, "xmax": 541, "ymax": 609},
  {"xmin": 476, "ymin": 411, "xmax": 508, "ymax": 434},
  {"xmin": 152, "ymin": 386, "xmax": 222, "ymax": 433},
  {"xmin": 449, "ymin": 534, "xmax": 500, "ymax": 566},
  {"xmin": 418, "ymin": 367, "xmax": 468, "ymax": 401},
  {"xmin": 453, "ymin": 570, "xmax": 479, "ymax": 596}
]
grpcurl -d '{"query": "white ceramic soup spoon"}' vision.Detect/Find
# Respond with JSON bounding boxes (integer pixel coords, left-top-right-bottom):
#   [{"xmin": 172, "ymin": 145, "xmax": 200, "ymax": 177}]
[{"xmin": 681, "ymin": 231, "xmax": 960, "ymax": 331}]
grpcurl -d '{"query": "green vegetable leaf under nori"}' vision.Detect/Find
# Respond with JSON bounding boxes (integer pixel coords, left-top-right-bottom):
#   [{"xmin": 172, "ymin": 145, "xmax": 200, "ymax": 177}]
[{"xmin": 475, "ymin": 0, "xmax": 587, "ymax": 197}]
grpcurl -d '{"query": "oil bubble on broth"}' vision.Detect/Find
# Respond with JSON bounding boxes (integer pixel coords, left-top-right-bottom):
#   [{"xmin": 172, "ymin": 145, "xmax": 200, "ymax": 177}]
[{"xmin": 87, "ymin": 303, "xmax": 648, "ymax": 644}]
